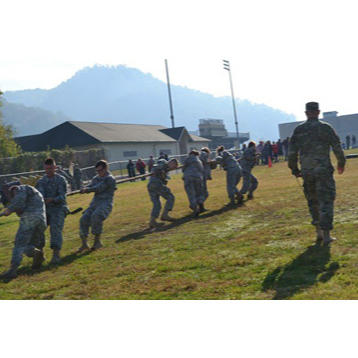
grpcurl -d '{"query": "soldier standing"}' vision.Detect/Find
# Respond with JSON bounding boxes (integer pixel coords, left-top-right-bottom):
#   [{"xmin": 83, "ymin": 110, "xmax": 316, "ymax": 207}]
[
  {"xmin": 73, "ymin": 164, "xmax": 83, "ymax": 190},
  {"xmin": 238, "ymin": 141, "xmax": 259, "ymax": 202},
  {"xmin": 77, "ymin": 160, "xmax": 117, "ymax": 252},
  {"xmin": 199, "ymin": 147, "xmax": 212, "ymax": 211},
  {"xmin": 36, "ymin": 158, "xmax": 69, "ymax": 264},
  {"xmin": 215, "ymin": 146, "xmax": 243, "ymax": 205},
  {"xmin": 288, "ymin": 102, "xmax": 346, "ymax": 245},
  {"xmin": 0, "ymin": 185, "xmax": 46, "ymax": 279},
  {"xmin": 182, "ymin": 150, "xmax": 205, "ymax": 216},
  {"xmin": 147, "ymin": 158, "xmax": 178, "ymax": 228}
]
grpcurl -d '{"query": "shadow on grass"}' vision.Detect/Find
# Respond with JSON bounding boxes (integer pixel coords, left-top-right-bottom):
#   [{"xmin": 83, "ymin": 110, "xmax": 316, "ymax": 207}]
[
  {"xmin": 0, "ymin": 251, "xmax": 93, "ymax": 283},
  {"xmin": 116, "ymin": 203, "xmax": 244, "ymax": 243},
  {"xmin": 262, "ymin": 244, "xmax": 339, "ymax": 300}
]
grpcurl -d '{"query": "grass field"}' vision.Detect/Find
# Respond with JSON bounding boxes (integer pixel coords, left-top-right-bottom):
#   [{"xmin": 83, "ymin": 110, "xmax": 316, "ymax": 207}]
[{"xmin": 0, "ymin": 150, "xmax": 357, "ymax": 300}]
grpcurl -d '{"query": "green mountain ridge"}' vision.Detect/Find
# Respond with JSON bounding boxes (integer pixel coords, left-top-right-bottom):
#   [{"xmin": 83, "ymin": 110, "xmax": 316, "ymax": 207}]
[{"xmin": 3, "ymin": 65, "xmax": 296, "ymax": 140}]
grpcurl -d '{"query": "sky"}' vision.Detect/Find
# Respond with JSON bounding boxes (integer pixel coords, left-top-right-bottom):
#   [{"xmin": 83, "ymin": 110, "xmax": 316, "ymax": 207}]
[{"xmin": 1, "ymin": 0, "xmax": 358, "ymax": 121}]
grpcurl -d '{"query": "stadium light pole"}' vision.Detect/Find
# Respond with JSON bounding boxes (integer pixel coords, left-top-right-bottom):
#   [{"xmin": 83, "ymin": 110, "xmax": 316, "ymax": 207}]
[
  {"xmin": 165, "ymin": 59, "xmax": 175, "ymax": 128},
  {"xmin": 223, "ymin": 60, "xmax": 240, "ymax": 149}
]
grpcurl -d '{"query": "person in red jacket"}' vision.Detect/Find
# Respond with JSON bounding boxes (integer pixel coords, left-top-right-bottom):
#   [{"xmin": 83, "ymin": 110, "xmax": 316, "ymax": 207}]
[
  {"xmin": 272, "ymin": 142, "xmax": 279, "ymax": 163},
  {"xmin": 136, "ymin": 158, "xmax": 147, "ymax": 180}
]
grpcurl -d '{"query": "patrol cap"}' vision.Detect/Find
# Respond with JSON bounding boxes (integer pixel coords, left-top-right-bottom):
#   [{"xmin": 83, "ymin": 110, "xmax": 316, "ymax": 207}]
[{"xmin": 306, "ymin": 102, "xmax": 319, "ymax": 111}]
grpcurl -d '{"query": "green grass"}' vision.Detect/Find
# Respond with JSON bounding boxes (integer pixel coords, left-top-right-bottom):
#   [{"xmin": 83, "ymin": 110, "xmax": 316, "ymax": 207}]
[{"xmin": 1, "ymin": 149, "xmax": 358, "ymax": 299}]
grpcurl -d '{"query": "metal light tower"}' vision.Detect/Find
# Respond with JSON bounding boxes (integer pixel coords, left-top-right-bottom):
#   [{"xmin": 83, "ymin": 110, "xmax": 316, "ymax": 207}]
[
  {"xmin": 165, "ymin": 59, "xmax": 175, "ymax": 128},
  {"xmin": 223, "ymin": 60, "xmax": 240, "ymax": 149}
]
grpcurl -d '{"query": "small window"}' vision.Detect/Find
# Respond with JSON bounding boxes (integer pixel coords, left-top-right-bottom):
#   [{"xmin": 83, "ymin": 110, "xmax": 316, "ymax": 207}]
[{"xmin": 123, "ymin": 151, "xmax": 138, "ymax": 157}]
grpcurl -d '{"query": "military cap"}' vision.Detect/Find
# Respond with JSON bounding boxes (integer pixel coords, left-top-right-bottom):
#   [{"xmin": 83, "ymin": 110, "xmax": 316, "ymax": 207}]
[{"xmin": 306, "ymin": 102, "xmax": 319, "ymax": 111}]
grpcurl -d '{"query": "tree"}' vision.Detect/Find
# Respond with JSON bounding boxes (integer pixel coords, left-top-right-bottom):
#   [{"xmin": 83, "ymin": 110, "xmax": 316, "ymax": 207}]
[{"xmin": 0, "ymin": 89, "xmax": 21, "ymax": 158}]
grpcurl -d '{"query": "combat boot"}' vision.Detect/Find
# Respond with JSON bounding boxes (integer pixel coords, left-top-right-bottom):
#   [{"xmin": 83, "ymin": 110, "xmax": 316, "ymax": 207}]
[
  {"xmin": 77, "ymin": 237, "xmax": 91, "ymax": 253},
  {"xmin": 0, "ymin": 265, "xmax": 18, "ymax": 279},
  {"xmin": 247, "ymin": 193, "xmax": 254, "ymax": 200},
  {"xmin": 160, "ymin": 210, "xmax": 176, "ymax": 222},
  {"xmin": 32, "ymin": 248, "xmax": 44, "ymax": 269},
  {"xmin": 91, "ymin": 235, "xmax": 103, "ymax": 251},
  {"xmin": 323, "ymin": 230, "xmax": 336, "ymax": 246},
  {"xmin": 50, "ymin": 248, "xmax": 61, "ymax": 264},
  {"xmin": 149, "ymin": 216, "xmax": 165, "ymax": 228},
  {"xmin": 226, "ymin": 199, "xmax": 236, "ymax": 206},
  {"xmin": 198, "ymin": 203, "xmax": 209, "ymax": 213},
  {"xmin": 236, "ymin": 192, "xmax": 244, "ymax": 204}
]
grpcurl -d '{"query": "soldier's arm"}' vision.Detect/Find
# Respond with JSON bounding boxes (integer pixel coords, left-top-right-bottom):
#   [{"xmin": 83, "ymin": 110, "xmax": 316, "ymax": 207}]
[
  {"xmin": 87, "ymin": 176, "xmax": 116, "ymax": 193},
  {"xmin": 329, "ymin": 127, "xmax": 346, "ymax": 171},
  {"xmin": 7, "ymin": 187, "xmax": 26, "ymax": 213},
  {"xmin": 288, "ymin": 130, "xmax": 300, "ymax": 176},
  {"xmin": 35, "ymin": 178, "xmax": 45, "ymax": 198}
]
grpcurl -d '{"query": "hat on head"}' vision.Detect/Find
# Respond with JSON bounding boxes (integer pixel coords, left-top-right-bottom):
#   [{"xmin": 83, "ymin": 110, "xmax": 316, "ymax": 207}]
[{"xmin": 306, "ymin": 102, "xmax": 319, "ymax": 111}]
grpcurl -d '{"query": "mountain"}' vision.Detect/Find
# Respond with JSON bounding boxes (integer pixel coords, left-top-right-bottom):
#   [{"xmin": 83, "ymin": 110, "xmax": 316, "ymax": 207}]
[
  {"xmin": 3, "ymin": 65, "xmax": 296, "ymax": 140},
  {"xmin": 1, "ymin": 99, "xmax": 72, "ymax": 136}
]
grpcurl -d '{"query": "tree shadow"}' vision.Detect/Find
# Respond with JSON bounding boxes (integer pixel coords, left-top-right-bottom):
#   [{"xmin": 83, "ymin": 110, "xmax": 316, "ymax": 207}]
[
  {"xmin": 262, "ymin": 244, "xmax": 339, "ymax": 300},
  {"xmin": 0, "ymin": 251, "xmax": 93, "ymax": 283},
  {"xmin": 116, "ymin": 203, "xmax": 244, "ymax": 243}
]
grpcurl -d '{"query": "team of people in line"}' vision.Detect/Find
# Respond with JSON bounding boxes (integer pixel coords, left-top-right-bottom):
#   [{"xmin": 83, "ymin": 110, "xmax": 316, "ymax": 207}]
[{"xmin": 0, "ymin": 143, "xmax": 261, "ymax": 279}]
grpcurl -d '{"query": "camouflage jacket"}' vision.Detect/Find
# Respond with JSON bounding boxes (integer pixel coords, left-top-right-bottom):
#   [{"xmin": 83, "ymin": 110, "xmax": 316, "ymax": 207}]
[
  {"xmin": 199, "ymin": 151, "xmax": 212, "ymax": 179},
  {"xmin": 86, "ymin": 171, "xmax": 117, "ymax": 204},
  {"xmin": 36, "ymin": 173, "xmax": 69, "ymax": 211},
  {"xmin": 215, "ymin": 150, "xmax": 241, "ymax": 170},
  {"xmin": 240, "ymin": 147, "xmax": 257, "ymax": 169},
  {"xmin": 8, "ymin": 185, "xmax": 46, "ymax": 223},
  {"xmin": 149, "ymin": 159, "xmax": 169, "ymax": 185},
  {"xmin": 288, "ymin": 118, "xmax": 346, "ymax": 175},
  {"xmin": 182, "ymin": 155, "xmax": 204, "ymax": 179}
]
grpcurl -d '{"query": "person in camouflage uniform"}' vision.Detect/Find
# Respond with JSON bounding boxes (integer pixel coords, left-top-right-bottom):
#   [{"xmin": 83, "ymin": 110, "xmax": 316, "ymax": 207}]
[
  {"xmin": 238, "ymin": 141, "xmax": 259, "ymax": 202},
  {"xmin": 182, "ymin": 150, "xmax": 205, "ymax": 216},
  {"xmin": 288, "ymin": 102, "xmax": 346, "ymax": 245},
  {"xmin": 36, "ymin": 158, "xmax": 69, "ymax": 264},
  {"xmin": 77, "ymin": 160, "xmax": 117, "ymax": 252},
  {"xmin": 199, "ymin": 147, "xmax": 212, "ymax": 211},
  {"xmin": 73, "ymin": 164, "xmax": 83, "ymax": 191},
  {"xmin": 0, "ymin": 185, "xmax": 46, "ymax": 279},
  {"xmin": 215, "ymin": 146, "xmax": 243, "ymax": 205},
  {"xmin": 147, "ymin": 158, "xmax": 178, "ymax": 228}
]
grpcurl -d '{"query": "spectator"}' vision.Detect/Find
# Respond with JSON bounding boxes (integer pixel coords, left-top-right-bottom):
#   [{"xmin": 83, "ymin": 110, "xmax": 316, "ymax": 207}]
[
  {"xmin": 352, "ymin": 134, "xmax": 357, "ymax": 148},
  {"xmin": 277, "ymin": 139, "xmax": 283, "ymax": 160},
  {"xmin": 261, "ymin": 141, "xmax": 272, "ymax": 165},
  {"xmin": 164, "ymin": 154, "xmax": 169, "ymax": 161},
  {"xmin": 242, "ymin": 143, "xmax": 247, "ymax": 152},
  {"xmin": 346, "ymin": 133, "xmax": 351, "ymax": 150},
  {"xmin": 136, "ymin": 158, "xmax": 147, "ymax": 180},
  {"xmin": 127, "ymin": 160, "xmax": 136, "ymax": 181},
  {"xmin": 73, "ymin": 164, "xmax": 83, "ymax": 191},
  {"xmin": 272, "ymin": 141, "xmax": 279, "ymax": 163},
  {"xmin": 282, "ymin": 137, "xmax": 290, "ymax": 161},
  {"xmin": 147, "ymin": 155, "xmax": 155, "ymax": 173},
  {"xmin": 256, "ymin": 141, "xmax": 264, "ymax": 165},
  {"xmin": 158, "ymin": 152, "xmax": 166, "ymax": 161}
]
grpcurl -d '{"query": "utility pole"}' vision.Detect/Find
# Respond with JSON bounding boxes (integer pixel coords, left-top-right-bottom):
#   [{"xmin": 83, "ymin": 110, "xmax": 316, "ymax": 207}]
[
  {"xmin": 165, "ymin": 59, "xmax": 175, "ymax": 128},
  {"xmin": 223, "ymin": 60, "xmax": 240, "ymax": 149}
]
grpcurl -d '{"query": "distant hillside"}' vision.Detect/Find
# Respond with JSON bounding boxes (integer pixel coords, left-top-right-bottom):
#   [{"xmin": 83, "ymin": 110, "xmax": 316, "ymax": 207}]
[
  {"xmin": 2, "ymin": 100, "xmax": 72, "ymax": 136},
  {"xmin": 4, "ymin": 65, "xmax": 296, "ymax": 140}
]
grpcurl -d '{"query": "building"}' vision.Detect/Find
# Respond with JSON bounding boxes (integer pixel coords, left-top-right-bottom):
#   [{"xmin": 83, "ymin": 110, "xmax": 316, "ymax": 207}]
[
  {"xmin": 15, "ymin": 121, "xmax": 211, "ymax": 161},
  {"xmin": 279, "ymin": 112, "xmax": 358, "ymax": 145},
  {"xmin": 198, "ymin": 119, "xmax": 250, "ymax": 149}
]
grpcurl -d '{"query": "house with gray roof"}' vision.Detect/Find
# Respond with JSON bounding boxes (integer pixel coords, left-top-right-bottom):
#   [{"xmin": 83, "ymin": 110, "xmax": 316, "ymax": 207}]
[{"xmin": 15, "ymin": 121, "xmax": 211, "ymax": 161}]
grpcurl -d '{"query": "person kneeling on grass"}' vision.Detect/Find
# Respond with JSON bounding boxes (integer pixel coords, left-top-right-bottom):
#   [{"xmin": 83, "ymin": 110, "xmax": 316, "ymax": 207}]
[
  {"xmin": 77, "ymin": 160, "xmax": 117, "ymax": 252},
  {"xmin": 0, "ymin": 185, "xmax": 46, "ymax": 279},
  {"xmin": 147, "ymin": 158, "xmax": 178, "ymax": 228}
]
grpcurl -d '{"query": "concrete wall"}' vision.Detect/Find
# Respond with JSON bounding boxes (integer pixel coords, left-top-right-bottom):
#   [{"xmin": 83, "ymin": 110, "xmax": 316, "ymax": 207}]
[{"xmin": 279, "ymin": 113, "xmax": 358, "ymax": 145}]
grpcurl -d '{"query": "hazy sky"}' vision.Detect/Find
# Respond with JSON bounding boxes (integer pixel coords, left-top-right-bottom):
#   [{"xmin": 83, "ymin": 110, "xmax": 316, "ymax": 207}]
[{"xmin": 1, "ymin": 0, "xmax": 358, "ymax": 121}]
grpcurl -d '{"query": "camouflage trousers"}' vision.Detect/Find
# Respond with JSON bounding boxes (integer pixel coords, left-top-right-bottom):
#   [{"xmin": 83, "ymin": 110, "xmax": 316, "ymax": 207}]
[
  {"xmin": 147, "ymin": 181, "xmax": 175, "ymax": 218},
  {"xmin": 240, "ymin": 167, "xmax": 259, "ymax": 195},
  {"xmin": 80, "ymin": 200, "xmax": 113, "ymax": 237},
  {"xmin": 184, "ymin": 176, "xmax": 204, "ymax": 208},
  {"xmin": 226, "ymin": 167, "xmax": 242, "ymax": 199},
  {"xmin": 39, "ymin": 208, "xmax": 66, "ymax": 250},
  {"xmin": 202, "ymin": 177, "xmax": 209, "ymax": 202},
  {"xmin": 11, "ymin": 217, "xmax": 46, "ymax": 268},
  {"xmin": 302, "ymin": 173, "xmax": 336, "ymax": 231}
]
